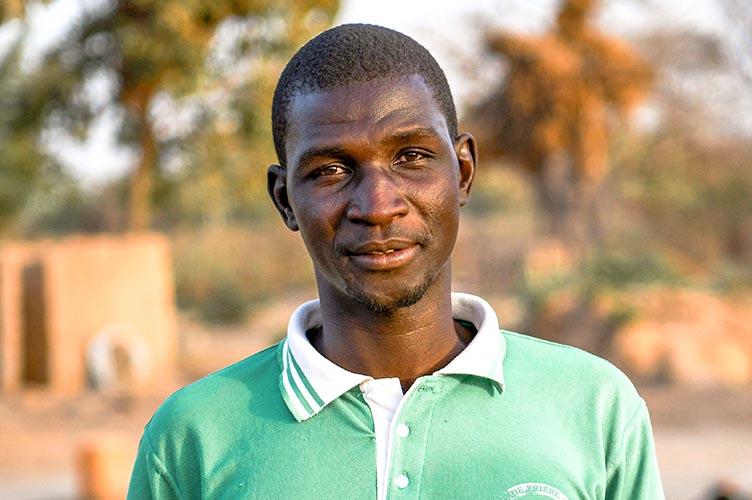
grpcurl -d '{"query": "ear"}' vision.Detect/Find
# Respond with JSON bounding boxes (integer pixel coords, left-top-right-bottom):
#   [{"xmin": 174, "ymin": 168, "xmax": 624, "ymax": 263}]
[
  {"xmin": 267, "ymin": 164, "xmax": 299, "ymax": 231},
  {"xmin": 454, "ymin": 133, "xmax": 477, "ymax": 207}
]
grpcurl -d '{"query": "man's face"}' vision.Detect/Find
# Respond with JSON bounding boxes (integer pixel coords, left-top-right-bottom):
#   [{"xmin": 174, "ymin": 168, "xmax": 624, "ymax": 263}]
[{"xmin": 268, "ymin": 74, "xmax": 476, "ymax": 313}]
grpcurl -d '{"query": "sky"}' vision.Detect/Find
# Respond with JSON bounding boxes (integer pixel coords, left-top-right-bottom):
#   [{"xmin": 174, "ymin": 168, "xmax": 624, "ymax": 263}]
[
  {"xmin": 335, "ymin": 0, "xmax": 734, "ymax": 108},
  {"xmin": 2, "ymin": 0, "xmax": 743, "ymax": 186}
]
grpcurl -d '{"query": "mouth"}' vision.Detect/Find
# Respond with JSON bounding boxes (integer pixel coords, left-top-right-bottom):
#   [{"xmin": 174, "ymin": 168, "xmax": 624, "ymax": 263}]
[
  {"xmin": 365, "ymin": 249, "xmax": 397, "ymax": 255},
  {"xmin": 346, "ymin": 240, "xmax": 420, "ymax": 270}
]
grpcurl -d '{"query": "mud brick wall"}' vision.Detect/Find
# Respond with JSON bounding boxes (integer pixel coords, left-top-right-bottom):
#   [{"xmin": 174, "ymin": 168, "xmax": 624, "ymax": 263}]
[{"xmin": 0, "ymin": 233, "xmax": 177, "ymax": 393}]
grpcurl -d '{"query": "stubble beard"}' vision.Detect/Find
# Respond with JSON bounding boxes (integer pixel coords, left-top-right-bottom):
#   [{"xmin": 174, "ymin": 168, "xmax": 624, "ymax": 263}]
[{"xmin": 344, "ymin": 270, "xmax": 435, "ymax": 314}]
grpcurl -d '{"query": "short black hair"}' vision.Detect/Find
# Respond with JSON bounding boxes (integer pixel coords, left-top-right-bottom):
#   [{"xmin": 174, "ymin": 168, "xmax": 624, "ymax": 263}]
[{"xmin": 271, "ymin": 23, "xmax": 458, "ymax": 166}]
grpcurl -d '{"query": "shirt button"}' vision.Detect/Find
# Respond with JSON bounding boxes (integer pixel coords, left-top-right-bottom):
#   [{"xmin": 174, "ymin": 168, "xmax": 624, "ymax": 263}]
[
  {"xmin": 397, "ymin": 423, "xmax": 410, "ymax": 438},
  {"xmin": 395, "ymin": 474, "xmax": 409, "ymax": 489}
]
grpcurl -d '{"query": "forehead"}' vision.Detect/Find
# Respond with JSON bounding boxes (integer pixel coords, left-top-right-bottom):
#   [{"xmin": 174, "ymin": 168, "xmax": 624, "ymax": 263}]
[{"xmin": 285, "ymin": 75, "xmax": 450, "ymax": 165}]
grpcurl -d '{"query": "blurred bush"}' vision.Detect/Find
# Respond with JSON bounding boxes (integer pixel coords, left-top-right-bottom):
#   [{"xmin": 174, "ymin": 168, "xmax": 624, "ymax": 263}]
[
  {"xmin": 518, "ymin": 248, "xmax": 681, "ymax": 318},
  {"xmin": 610, "ymin": 125, "xmax": 752, "ymax": 286},
  {"xmin": 171, "ymin": 224, "xmax": 314, "ymax": 325},
  {"xmin": 582, "ymin": 250, "xmax": 685, "ymax": 293},
  {"xmin": 197, "ymin": 277, "xmax": 250, "ymax": 326}
]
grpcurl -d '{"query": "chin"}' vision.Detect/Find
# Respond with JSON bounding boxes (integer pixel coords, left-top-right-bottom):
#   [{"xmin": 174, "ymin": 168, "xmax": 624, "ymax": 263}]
[{"xmin": 346, "ymin": 281, "xmax": 431, "ymax": 314}]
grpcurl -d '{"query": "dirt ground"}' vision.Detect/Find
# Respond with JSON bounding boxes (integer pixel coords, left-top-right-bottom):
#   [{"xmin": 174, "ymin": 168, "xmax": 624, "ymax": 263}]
[
  {"xmin": 641, "ymin": 385, "xmax": 752, "ymax": 499},
  {"xmin": 2, "ymin": 323, "xmax": 751, "ymax": 500}
]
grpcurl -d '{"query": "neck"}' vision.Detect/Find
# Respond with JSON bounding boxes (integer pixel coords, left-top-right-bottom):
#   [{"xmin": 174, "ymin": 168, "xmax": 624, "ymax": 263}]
[{"xmin": 311, "ymin": 274, "xmax": 473, "ymax": 392}]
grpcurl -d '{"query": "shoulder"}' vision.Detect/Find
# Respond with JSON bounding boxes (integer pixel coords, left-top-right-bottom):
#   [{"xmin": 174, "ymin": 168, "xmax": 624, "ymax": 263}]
[
  {"xmin": 501, "ymin": 331, "xmax": 647, "ymax": 447},
  {"xmin": 146, "ymin": 343, "xmax": 285, "ymax": 438},
  {"xmin": 503, "ymin": 330, "xmax": 634, "ymax": 383},
  {"xmin": 501, "ymin": 330, "xmax": 642, "ymax": 408},
  {"xmin": 498, "ymin": 331, "xmax": 661, "ymax": 489}
]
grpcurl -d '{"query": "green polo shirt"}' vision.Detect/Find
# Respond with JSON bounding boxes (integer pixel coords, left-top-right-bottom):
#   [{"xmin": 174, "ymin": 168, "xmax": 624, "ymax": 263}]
[{"xmin": 128, "ymin": 293, "xmax": 664, "ymax": 499}]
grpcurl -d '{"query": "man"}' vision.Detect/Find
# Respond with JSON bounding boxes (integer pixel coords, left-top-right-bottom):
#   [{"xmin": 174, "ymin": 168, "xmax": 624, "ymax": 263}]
[{"xmin": 128, "ymin": 24, "xmax": 664, "ymax": 499}]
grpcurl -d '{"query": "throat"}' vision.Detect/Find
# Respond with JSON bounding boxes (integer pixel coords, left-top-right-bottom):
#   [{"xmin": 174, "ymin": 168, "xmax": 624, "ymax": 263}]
[{"xmin": 306, "ymin": 319, "xmax": 476, "ymax": 390}]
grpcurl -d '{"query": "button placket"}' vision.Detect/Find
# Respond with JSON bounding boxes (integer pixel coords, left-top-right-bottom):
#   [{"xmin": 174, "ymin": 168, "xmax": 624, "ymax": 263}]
[{"xmin": 386, "ymin": 378, "xmax": 444, "ymax": 498}]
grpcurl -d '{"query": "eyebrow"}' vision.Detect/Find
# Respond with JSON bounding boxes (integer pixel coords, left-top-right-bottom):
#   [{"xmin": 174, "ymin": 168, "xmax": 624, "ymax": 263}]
[
  {"xmin": 388, "ymin": 127, "xmax": 444, "ymax": 143},
  {"xmin": 297, "ymin": 146, "xmax": 350, "ymax": 166},
  {"xmin": 295, "ymin": 126, "xmax": 445, "ymax": 167}
]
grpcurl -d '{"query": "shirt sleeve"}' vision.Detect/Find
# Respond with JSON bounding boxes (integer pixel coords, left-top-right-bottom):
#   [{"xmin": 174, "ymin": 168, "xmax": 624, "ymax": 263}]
[
  {"xmin": 127, "ymin": 429, "xmax": 183, "ymax": 500},
  {"xmin": 605, "ymin": 401, "xmax": 665, "ymax": 500}
]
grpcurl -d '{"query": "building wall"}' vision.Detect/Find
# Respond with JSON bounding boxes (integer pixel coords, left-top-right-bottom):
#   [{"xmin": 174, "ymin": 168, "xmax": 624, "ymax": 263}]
[{"xmin": 0, "ymin": 233, "xmax": 177, "ymax": 394}]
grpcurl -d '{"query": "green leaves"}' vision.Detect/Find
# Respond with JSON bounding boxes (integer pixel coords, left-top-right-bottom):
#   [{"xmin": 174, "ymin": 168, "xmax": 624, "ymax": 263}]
[{"xmin": 0, "ymin": 0, "xmax": 339, "ymax": 233}]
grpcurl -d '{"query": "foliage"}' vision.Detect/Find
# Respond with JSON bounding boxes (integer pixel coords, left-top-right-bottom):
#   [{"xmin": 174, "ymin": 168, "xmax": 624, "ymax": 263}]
[
  {"xmin": 581, "ymin": 250, "xmax": 685, "ymax": 294},
  {"xmin": 1, "ymin": 0, "xmax": 339, "ymax": 233},
  {"xmin": 471, "ymin": 0, "xmax": 652, "ymax": 246},
  {"xmin": 513, "ymin": 244, "xmax": 681, "ymax": 352},
  {"xmin": 610, "ymin": 126, "xmax": 752, "ymax": 279},
  {"xmin": 0, "ymin": 30, "xmax": 52, "ymax": 230},
  {"xmin": 15, "ymin": 174, "xmax": 129, "ymax": 235},
  {"xmin": 518, "ymin": 248, "xmax": 683, "ymax": 312},
  {"xmin": 197, "ymin": 277, "xmax": 250, "ymax": 326},
  {"xmin": 711, "ymin": 260, "xmax": 752, "ymax": 293},
  {"xmin": 462, "ymin": 163, "xmax": 533, "ymax": 217},
  {"xmin": 171, "ymin": 225, "xmax": 315, "ymax": 325}
]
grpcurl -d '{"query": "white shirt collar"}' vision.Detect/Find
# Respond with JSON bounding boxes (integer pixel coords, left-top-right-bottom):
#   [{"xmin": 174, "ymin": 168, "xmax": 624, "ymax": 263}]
[{"xmin": 279, "ymin": 292, "xmax": 506, "ymax": 422}]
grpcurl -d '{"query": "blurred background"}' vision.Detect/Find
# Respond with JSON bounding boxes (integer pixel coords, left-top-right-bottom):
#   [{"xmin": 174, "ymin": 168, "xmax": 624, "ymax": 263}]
[{"xmin": 0, "ymin": 0, "xmax": 751, "ymax": 498}]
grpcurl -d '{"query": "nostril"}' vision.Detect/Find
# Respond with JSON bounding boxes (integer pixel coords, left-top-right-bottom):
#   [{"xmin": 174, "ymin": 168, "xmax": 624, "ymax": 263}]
[
  {"xmin": 345, "ymin": 172, "xmax": 409, "ymax": 225},
  {"xmin": 346, "ymin": 190, "xmax": 409, "ymax": 225}
]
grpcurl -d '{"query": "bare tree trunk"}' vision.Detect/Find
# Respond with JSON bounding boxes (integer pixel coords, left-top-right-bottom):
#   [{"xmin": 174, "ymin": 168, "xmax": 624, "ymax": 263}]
[
  {"xmin": 533, "ymin": 151, "xmax": 599, "ymax": 257},
  {"xmin": 127, "ymin": 91, "xmax": 156, "ymax": 232}
]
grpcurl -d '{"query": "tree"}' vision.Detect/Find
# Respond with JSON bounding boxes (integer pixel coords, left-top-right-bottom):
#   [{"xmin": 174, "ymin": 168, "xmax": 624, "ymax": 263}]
[
  {"xmin": 0, "ymin": 6, "xmax": 62, "ymax": 231},
  {"xmin": 15, "ymin": 0, "xmax": 338, "ymax": 231},
  {"xmin": 472, "ymin": 0, "xmax": 652, "ymax": 250}
]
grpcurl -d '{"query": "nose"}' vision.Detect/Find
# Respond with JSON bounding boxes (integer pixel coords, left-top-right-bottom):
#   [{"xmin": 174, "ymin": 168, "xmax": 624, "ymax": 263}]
[{"xmin": 345, "ymin": 168, "xmax": 409, "ymax": 226}]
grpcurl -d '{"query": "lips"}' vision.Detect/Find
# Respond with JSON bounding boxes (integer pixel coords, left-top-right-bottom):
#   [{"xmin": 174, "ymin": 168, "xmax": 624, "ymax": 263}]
[
  {"xmin": 350, "ymin": 239, "xmax": 413, "ymax": 254},
  {"xmin": 346, "ymin": 239, "xmax": 420, "ymax": 270}
]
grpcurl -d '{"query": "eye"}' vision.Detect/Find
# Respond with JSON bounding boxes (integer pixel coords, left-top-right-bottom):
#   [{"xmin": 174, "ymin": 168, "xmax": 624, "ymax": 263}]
[
  {"xmin": 394, "ymin": 150, "xmax": 428, "ymax": 165},
  {"xmin": 316, "ymin": 164, "xmax": 349, "ymax": 177}
]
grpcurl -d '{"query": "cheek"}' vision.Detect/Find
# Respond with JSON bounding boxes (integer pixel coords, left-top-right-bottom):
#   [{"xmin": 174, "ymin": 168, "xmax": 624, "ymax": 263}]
[
  {"xmin": 297, "ymin": 224, "xmax": 335, "ymax": 274},
  {"xmin": 295, "ymin": 197, "xmax": 341, "ymax": 233},
  {"xmin": 296, "ymin": 210, "xmax": 327, "ymax": 246},
  {"xmin": 424, "ymin": 184, "xmax": 462, "ymax": 250},
  {"xmin": 291, "ymin": 187, "xmax": 328, "ymax": 228},
  {"xmin": 416, "ymin": 179, "xmax": 461, "ymax": 223},
  {"xmin": 291, "ymin": 200, "xmax": 340, "ymax": 259}
]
